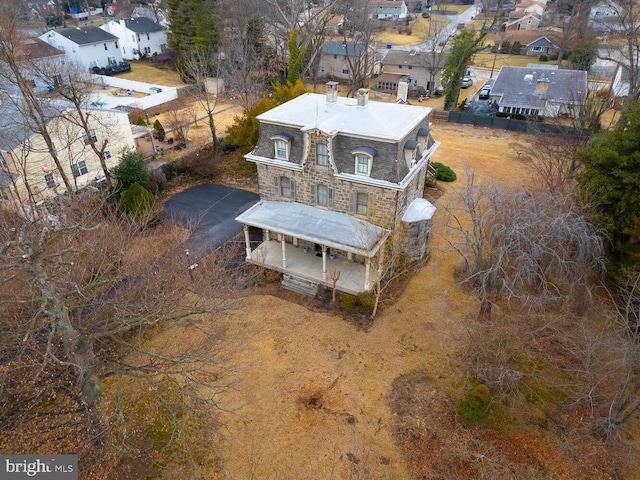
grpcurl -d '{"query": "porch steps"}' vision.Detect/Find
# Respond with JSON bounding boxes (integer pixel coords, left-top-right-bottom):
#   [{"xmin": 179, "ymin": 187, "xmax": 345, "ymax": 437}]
[{"xmin": 282, "ymin": 274, "xmax": 318, "ymax": 297}]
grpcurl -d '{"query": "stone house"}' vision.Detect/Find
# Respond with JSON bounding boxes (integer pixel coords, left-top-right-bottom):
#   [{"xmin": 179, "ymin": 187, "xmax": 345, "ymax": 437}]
[
  {"xmin": 236, "ymin": 82, "xmax": 439, "ymax": 295},
  {"xmin": 378, "ymin": 49, "xmax": 445, "ymax": 93}
]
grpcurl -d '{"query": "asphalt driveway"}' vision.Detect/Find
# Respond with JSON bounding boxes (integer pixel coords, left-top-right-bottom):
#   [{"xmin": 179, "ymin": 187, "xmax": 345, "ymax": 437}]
[{"xmin": 162, "ymin": 184, "xmax": 259, "ymax": 258}]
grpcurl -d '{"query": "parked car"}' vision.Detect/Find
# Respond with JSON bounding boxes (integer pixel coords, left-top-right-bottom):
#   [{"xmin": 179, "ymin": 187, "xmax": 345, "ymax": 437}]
[
  {"xmin": 461, "ymin": 77, "xmax": 473, "ymax": 88},
  {"xmin": 478, "ymin": 79, "xmax": 494, "ymax": 99}
]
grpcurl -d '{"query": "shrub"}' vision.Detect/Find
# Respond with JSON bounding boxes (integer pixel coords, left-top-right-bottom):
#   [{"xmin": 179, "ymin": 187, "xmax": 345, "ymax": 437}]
[
  {"xmin": 421, "ymin": 11, "xmax": 430, "ymax": 18},
  {"xmin": 117, "ymin": 182, "xmax": 159, "ymax": 226},
  {"xmin": 153, "ymin": 119, "xmax": 165, "ymax": 141},
  {"xmin": 549, "ymin": 52, "xmax": 559, "ymax": 61},
  {"xmin": 135, "ymin": 116, "xmax": 147, "ymax": 126},
  {"xmin": 340, "ymin": 294, "xmax": 358, "ymax": 311},
  {"xmin": 357, "ymin": 291, "xmax": 376, "ymax": 314},
  {"xmin": 539, "ymin": 54, "xmax": 549, "ymax": 62},
  {"xmin": 456, "ymin": 384, "xmax": 491, "ymax": 427},
  {"xmin": 430, "ymin": 162, "xmax": 457, "ymax": 182},
  {"xmin": 112, "ymin": 147, "xmax": 150, "ymax": 191}
]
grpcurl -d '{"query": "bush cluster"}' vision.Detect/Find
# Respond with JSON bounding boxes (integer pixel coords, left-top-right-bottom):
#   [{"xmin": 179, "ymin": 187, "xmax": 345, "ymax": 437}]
[
  {"xmin": 430, "ymin": 162, "xmax": 457, "ymax": 182},
  {"xmin": 456, "ymin": 384, "xmax": 491, "ymax": 427}
]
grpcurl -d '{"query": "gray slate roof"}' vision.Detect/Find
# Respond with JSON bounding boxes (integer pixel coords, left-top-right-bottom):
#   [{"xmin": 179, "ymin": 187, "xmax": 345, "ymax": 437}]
[
  {"xmin": 491, "ymin": 66, "xmax": 587, "ymax": 109},
  {"xmin": 52, "ymin": 26, "xmax": 118, "ymax": 45},
  {"xmin": 322, "ymin": 41, "xmax": 366, "ymax": 57},
  {"xmin": 124, "ymin": 17, "xmax": 165, "ymax": 33},
  {"xmin": 382, "ymin": 49, "xmax": 442, "ymax": 68},
  {"xmin": 236, "ymin": 200, "xmax": 389, "ymax": 256}
]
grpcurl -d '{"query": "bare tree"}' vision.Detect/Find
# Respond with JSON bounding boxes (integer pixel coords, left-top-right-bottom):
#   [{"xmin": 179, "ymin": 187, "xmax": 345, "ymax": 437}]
[
  {"xmin": 598, "ymin": 0, "xmax": 640, "ymax": 103},
  {"xmin": 165, "ymin": 104, "xmax": 192, "ymax": 143},
  {"xmin": 181, "ymin": 48, "xmax": 220, "ymax": 148},
  {"xmin": 444, "ymin": 168, "xmax": 604, "ymax": 320},
  {"xmin": 334, "ymin": 0, "xmax": 379, "ymax": 96},
  {"xmin": 416, "ymin": 27, "xmax": 451, "ymax": 97},
  {"xmin": 0, "ymin": 195, "xmax": 240, "ymax": 478},
  {"xmin": 0, "ymin": 4, "xmax": 73, "ymax": 195}
]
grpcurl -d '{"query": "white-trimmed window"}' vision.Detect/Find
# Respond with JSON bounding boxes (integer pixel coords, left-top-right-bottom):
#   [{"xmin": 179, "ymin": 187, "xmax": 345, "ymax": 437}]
[
  {"xmin": 72, "ymin": 160, "xmax": 88, "ymax": 178},
  {"xmin": 278, "ymin": 176, "xmax": 294, "ymax": 198},
  {"xmin": 44, "ymin": 172, "xmax": 56, "ymax": 189},
  {"xmin": 82, "ymin": 128, "xmax": 97, "ymax": 145},
  {"xmin": 271, "ymin": 134, "xmax": 292, "ymax": 160},
  {"xmin": 316, "ymin": 143, "xmax": 328, "ymax": 166},
  {"xmin": 104, "ymin": 150, "xmax": 112, "ymax": 159},
  {"xmin": 313, "ymin": 184, "xmax": 332, "ymax": 207},
  {"xmin": 356, "ymin": 192, "xmax": 368, "ymax": 215},
  {"xmin": 356, "ymin": 154, "xmax": 370, "ymax": 176}
]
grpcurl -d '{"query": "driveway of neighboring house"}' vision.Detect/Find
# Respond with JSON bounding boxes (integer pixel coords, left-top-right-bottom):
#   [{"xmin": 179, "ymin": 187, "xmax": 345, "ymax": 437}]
[{"xmin": 162, "ymin": 184, "xmax": 259, "ymax": 258}]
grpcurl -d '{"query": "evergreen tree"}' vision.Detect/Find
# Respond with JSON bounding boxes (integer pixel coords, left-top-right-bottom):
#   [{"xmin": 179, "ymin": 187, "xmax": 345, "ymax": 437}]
[
  {"xmin": 287, "ymin": 29, "xmax": 307, "ymax": 85},
  {"xmin": 441, "ymin": 30, "xmax": 486, "ymax": 111},
  {"xmin": 167, "ymin": 0, "xmax": 219, "ymax": 53},
  {"xmin": 576, "ymin": 104, "xmax": 640, "ymax": 274},
  {"xmin": 112, "ymin": 147, "xmax": 150, "ymax": 191},
  {"xmin": 153, "ymin": 119, "xmax": 166, "ymax": 141}
]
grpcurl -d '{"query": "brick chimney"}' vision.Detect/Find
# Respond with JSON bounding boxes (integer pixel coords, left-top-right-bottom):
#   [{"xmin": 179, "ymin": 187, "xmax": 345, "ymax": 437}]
[
  {"xmin": 357, "ymin": 88, "xmax": 370, "ymax": 107},
  {"xmin": 326, "ymin": 81, "xmax": 339, "ymax": 103}
]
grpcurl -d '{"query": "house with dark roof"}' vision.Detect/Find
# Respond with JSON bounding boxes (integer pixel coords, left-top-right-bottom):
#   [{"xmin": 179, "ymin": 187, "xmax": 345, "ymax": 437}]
[
  {"xmin": 101, "ymin": 17, "xmax": 167, "ymax": 60},
  {"xmin": 499, "ymin": 29, "xmax": 561, "ymax": 56},
  {"xmin": 6, "ymin": 37, "xmax": 66, "ymax": 93},
  {"xmin": 39, "ymin": 26, "xmax": 124, "ymax": 71},
  {"xmin": 317, "ymin": 41, "xmax": 377, "ymax": 80},
  {"xmin": 235, "ymin": 82, "xmax": 439, "ymax": 295},
  {"xmin": 489, "ymin": 65, "xmax": 587, "ymax": 117}
]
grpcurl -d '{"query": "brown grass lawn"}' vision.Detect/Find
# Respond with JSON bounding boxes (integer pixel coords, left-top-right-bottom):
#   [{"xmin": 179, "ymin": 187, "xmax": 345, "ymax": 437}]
[
  {"xmin": 151, "ymin": 121, "xmax": 634, "ymax": 479},
  {"xmin": 118, "ymin": 60, "xmax": 185, "ymax": 87}
]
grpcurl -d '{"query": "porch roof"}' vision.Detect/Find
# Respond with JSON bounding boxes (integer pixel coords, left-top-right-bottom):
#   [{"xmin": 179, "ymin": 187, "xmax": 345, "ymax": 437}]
[{"xmin": 236, "ymin": 200, "xmax": 390, "ymax": 257}]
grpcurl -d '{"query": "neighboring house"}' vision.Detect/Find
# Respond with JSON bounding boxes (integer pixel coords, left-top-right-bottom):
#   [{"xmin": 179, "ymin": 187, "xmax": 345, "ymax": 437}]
[
  {"xmin": 9, "ymin": 37, "xmax": 66, "ymax": 93},
  {"xmin": 489, "ymin": 65, "xmax": 587, "ymax": 117},
  {"xmin": 101, "ymin": 17, "xmax": 167, "ymax": 60},
  {"xmin": 369, "ymin": 0, "xmax": 408, "ymax": 19},
  {"xmin": 609, "ymin": 63, "xmax": 640, "ymax": 106},
  {"xmin": 378, "ymin": 49, "xmax": 444, "ymax": 92},
  {"xmin": 40, "ymin": 26, "xmax": 124, "ymax": 71},
  {"xmin": 499, "ymin": 30, "xmax": 560, "ymax": 56},
  {"xmin": 235, "ymin": 83, "xmax": 439, "ymax": 295},
  {"xmin": 502, "ymin": 13, "xmax": 542, "ymax": 31},
  {"xmin": 317, "ymin": 41, "xmax": 377, "ymax": 80},
  {"xmin": 0, "ymin": 101, "xmax": 135, "ymax": 209}
]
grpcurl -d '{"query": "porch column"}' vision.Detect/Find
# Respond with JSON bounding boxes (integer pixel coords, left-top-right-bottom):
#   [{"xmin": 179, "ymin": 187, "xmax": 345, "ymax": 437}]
[
  {"xmin": 322, "ymin": 245, "xmax": 327, "ymax": 281},
  {"xmin": 265, "ymin": 230, "xmax": 271, "ymax": 241},
  {"xmin": 280, "ymin": 234, "xmax": 287, "ymax": 269},
  {"xmin": 293, "ymin": 237, "xmax": 298, "ymax": 247},
  {"xmin": 364, "ymin": 257, "xmax": 371, "ymax": 291},
  {"xmin": 243, "ymin": 225, "xmax": 251, "ymax": 260}
]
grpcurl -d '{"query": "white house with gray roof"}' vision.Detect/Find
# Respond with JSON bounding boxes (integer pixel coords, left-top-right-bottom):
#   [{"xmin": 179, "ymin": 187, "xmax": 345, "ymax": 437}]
[
  {"xmin": 40, "ymin": 26, "xmax": 124, "ymax": 71},
  {"xmin": 101, "ymin": 17, "xmax": 167, "ymax": 60},
  {"xmin": 489, "ymin": 65, "xmax": 587, "ymax": 117},
  {"xmin": 236, "ymin": 82, "xmax": 439, "ymax": 295}
]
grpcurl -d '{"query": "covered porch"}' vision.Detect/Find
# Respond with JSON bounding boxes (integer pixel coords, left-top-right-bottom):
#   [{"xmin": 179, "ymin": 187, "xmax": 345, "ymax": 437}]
[{"xmin": 236, "ymin": 201, "xmax": 390, "ymax": 295}]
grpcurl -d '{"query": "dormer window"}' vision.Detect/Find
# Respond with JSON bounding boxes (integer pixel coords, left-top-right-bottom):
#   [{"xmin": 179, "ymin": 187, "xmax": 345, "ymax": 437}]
[
  {"xmin": 417, "ymin": 127, "xmax": 435, "ymax": 151},
  {"xmin": 404, "ymin": 140, "xmax": 420, "ymax": 168},
  {"xmin": 316, "ymin": 143, "xmax": 328, "ymax": 166},
  {"xmin": 352, "ymin": 147, "xmax": 376, "ymax": 177},
  {"xmin": 271, "ymin": 133, "xmax": 293, "ymax": 160}
]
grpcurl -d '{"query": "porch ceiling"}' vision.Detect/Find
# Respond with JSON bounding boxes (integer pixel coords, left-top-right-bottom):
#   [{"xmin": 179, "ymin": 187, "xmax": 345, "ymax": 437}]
[{"xmin": 236, "ymin": 200, "xmax": 390, "ymax": 257}]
